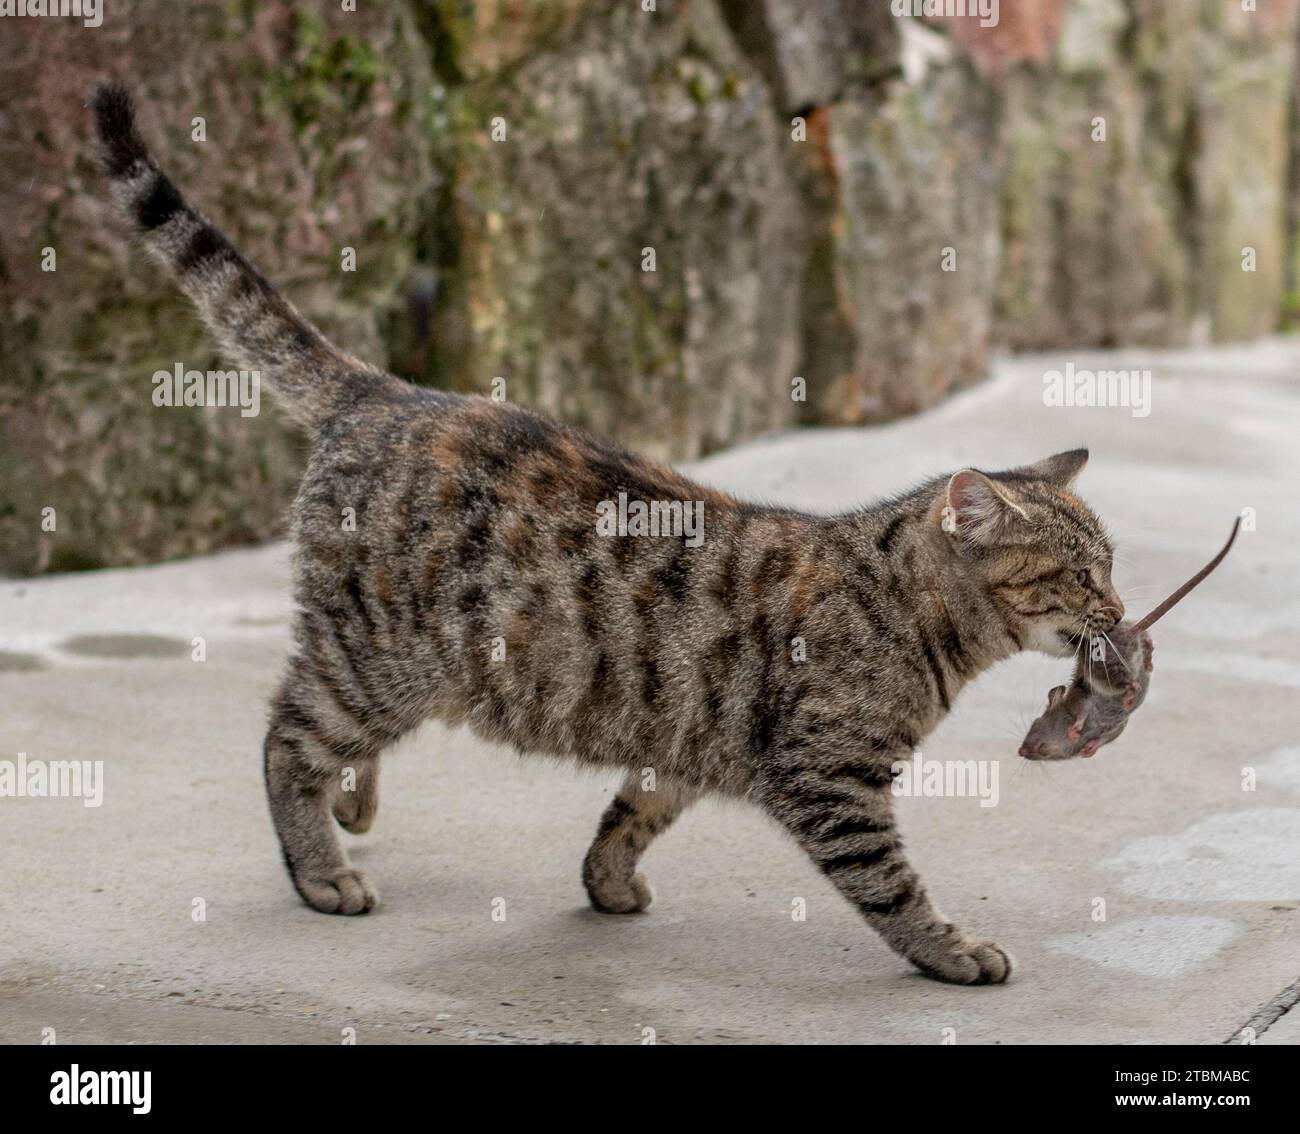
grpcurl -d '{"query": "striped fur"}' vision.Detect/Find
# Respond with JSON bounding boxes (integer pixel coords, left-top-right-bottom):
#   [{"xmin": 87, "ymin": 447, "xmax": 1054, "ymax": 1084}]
[
  {"xmin": 93, "ymin": 84, "xmax": 1123, "ymax": 984},
  {"xmin": 90, "ymin": 82, "xmax": 392, "ymax": 430}
]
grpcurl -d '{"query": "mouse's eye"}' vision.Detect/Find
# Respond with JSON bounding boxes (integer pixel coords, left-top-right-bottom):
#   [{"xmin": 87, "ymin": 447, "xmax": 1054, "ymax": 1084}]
[{"xmin": 1076, "ymin": 568, "xmax": 1092, "ymax": 588}]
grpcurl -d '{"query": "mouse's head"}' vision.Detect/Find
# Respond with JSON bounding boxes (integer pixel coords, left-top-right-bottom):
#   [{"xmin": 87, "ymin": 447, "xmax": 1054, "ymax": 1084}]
[
  {"xmin": 1019, "ymin": 664, "xmax": 1143, "ymax": 762},
  {"xmin": 1018, "ymin": 684, "xmax": 1083, "ymax": 761},
  {"xmin": 938, "ymin": 449, "xmax": 1123, "ymax": 658}
]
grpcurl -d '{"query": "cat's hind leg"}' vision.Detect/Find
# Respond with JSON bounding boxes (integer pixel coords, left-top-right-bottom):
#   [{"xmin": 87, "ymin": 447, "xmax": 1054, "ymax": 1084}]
[
  {"xmin": 264, "ymin": 661, "xmax": 386, "ymax": 915},
  {"xmin": 763, "ymin": 772, "xmax": 1012, "ymax": 985},
  {"xmin": 582, "ymin": 772, "xmax": 698, "ymax": 913}
]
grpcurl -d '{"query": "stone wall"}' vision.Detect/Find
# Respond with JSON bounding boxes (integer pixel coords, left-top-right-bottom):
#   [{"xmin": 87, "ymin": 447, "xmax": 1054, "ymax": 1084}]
[
  {"xmin": 2, "ymin": 0, "xmax": 1298, "ymax": 574},
  {"xmin": 0, "ymin": 0, "xmax": 439, "ymax": 573}
]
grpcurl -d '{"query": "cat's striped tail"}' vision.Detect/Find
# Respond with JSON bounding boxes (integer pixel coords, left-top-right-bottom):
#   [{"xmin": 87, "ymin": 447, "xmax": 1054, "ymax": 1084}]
[{"xmin": 90, "ymin": 80, "xmax": 386, "ymax": 431}]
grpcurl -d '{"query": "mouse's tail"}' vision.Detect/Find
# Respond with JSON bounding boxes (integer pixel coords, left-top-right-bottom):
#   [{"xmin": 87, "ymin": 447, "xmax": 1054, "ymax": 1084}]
[
  {"xmin": 1131, "ymin": 516, "xmax": 1241, "ymax": 633},
  {"xmin": 90, "ymin": 80, "xmax": 391, "ymax": 432}
]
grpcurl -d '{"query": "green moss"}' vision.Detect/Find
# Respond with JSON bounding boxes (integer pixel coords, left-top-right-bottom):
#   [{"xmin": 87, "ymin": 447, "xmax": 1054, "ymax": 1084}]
[
  {"xmin": 225, "ymin": 0, "xmax": 257, "ymax": 29},
  {"xmin": 410, "ymin": 0, "xmax": 468, "ymax": 88},
  {"xmin": 46, "ymin": 545, "xmax": 108, "ymax": 574},
  {"xmin": 268, "ymin": 11, "xmax": 381, "ymax": 134},
  {"xmin": 685, "ymin": 68, "xmax": 713, "ymax": 106}
]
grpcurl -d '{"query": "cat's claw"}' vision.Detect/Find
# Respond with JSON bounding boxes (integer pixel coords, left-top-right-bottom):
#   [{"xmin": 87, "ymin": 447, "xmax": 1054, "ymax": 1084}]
[
  {"xmin": 915, "ymin": 938, "xmax": 1014, "ymax": 985},
  {"xmin": 297, "ymin": 867, "xmax": 378, "ymax": 915}
]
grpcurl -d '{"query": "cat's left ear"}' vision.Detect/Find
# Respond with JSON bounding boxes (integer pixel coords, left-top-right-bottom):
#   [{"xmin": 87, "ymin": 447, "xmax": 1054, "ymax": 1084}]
[
  {"xmin": 944, "ymin": 470, "xmax": 1028, "ymax": 546},
  {"xmin": 1017, "ymin": 448, "xmax": 1089, "ymax": 487}
]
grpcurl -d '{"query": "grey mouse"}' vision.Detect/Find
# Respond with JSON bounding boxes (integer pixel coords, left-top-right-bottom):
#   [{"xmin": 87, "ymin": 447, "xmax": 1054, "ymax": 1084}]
[{"xmin": 1019, "ymin": 518, "xmax": 1240, "ymax": 761}]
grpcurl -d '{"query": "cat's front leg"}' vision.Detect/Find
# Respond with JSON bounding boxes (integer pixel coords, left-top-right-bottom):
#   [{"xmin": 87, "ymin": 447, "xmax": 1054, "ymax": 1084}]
[
  {"xmin": 582, "ymin": 772, "xmax": 698, "ymax": 913},
  {"xmin": 762, "ymin": 774, "xmax": 1013, "ymax": 985}
]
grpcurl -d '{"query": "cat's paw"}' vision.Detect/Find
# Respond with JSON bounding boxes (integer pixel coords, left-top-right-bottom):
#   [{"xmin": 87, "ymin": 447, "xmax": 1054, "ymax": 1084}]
[
  {"xmin": 585, "ymin": 871, "xmax": 654, "ymax": 914},
  {"xmin": 915, "ymin": 937, "xmax": 1013, "ymax": 985},
  {"xmin": 297, "ymin": 867, "xmax": 378, "ymax": 915}
]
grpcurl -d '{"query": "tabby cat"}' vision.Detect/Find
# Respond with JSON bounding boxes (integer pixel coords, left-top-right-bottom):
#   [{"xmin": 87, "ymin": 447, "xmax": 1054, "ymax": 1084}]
[{"xmin": 93, "ymin": 83, "xmax": 1123, "ymax": 984}]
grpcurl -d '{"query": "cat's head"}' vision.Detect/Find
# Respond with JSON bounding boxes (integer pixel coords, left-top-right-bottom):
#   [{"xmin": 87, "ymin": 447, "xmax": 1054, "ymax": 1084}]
[{"xmin": 939, "ymin": 449, "xmax": 1121, "ymax": 657}]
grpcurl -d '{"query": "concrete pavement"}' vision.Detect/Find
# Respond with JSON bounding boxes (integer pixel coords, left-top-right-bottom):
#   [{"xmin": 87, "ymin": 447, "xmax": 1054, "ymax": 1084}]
[{"xmin": 2, "ymin": 340, "xmax": 1299, "ymax": 1044}]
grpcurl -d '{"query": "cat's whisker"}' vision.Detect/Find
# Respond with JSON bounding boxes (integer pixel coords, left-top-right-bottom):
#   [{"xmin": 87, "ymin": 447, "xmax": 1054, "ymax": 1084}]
[{"xmin": 1097, "ymin": 626, "xmax": 1133, "ymax": 676}]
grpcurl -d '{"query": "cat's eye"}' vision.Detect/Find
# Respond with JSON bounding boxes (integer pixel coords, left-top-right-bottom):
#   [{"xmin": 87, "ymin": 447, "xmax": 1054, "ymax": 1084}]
[{"xmin": 1076, "ymin": 568, "xmax": 1092, "ymax": 588}]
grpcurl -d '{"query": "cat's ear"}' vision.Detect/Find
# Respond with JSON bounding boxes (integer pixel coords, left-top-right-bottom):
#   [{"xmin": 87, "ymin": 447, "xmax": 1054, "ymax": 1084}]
[
  {"xmin": 1017, "ymin": 448, "xmax": 1089, "ymax": 487},
  {"xmin": 943, "ymin": 470, "xmax": 1027, "ymax": 546}
]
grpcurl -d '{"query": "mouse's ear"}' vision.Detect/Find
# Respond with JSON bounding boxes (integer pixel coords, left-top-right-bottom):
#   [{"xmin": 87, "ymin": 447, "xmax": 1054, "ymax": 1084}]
[
  {"xmin": 1047, "ymin": 685, "xmax": 1067, "ymax": 708},
  {"xmin": 943, "ymin": 470, "xmax": 1028, "ymax": 547},
  {"xmin": 1016, "ymin": 448, "xmax": 1089, "ymax": 487}
]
